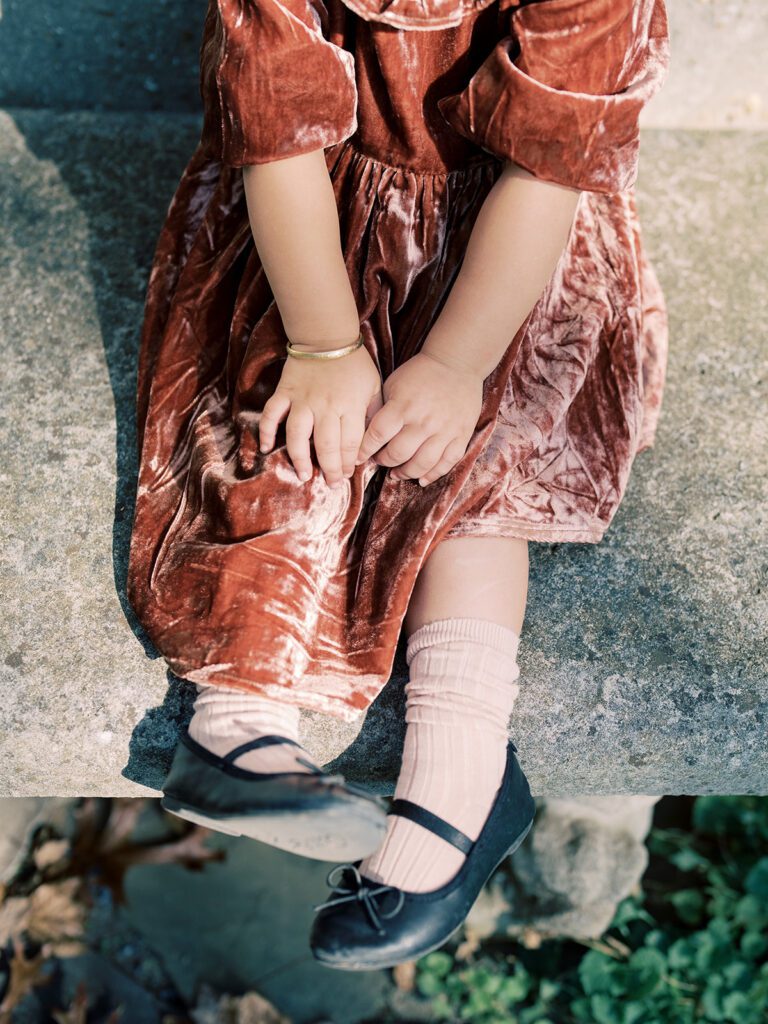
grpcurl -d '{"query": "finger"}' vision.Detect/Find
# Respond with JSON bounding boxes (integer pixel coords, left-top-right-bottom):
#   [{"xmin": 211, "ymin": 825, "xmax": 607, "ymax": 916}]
[
  {"xmin": 313, "ymin": 412, "xmax": 344, "ymax": 487},
  {"xmin": 377, "ymin": 423, "xmax": 429, "ymax": 470},
  {"xmin": 364, "ymin": 388, "xmax": 385, "ymax": 428},
  {"xmin": 340, "ymin": 413, "xmax": 365, "ymax": 478},
  {"xmin": 258, "ymin": 391, "xmax": 291, "ymax": 452},
  {"xmin": 416, "ymin": 438, "xmax": 468, "ymax": 486},
  {"xmin": 285, "ymin": 404, "xmax": 315, "ymax": 482},
  {"xmin": 389, "ymin": 433, "xmax": 446, "ymax": 480},
  {"xmin": 355, "ymin": 403, "xmax": 405, "ymax": 465}
]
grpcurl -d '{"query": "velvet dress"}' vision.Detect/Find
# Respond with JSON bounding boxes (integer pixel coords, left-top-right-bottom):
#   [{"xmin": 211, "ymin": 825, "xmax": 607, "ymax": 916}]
[{"xmin": 126, "ymin": 0, "xmax": 671, "ymax": 722}]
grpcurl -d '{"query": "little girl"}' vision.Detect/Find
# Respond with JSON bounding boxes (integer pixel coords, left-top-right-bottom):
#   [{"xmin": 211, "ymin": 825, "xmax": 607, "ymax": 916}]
[{"xmin": 127, "ymin": 0, "xmax": 670, "ymax": 970}]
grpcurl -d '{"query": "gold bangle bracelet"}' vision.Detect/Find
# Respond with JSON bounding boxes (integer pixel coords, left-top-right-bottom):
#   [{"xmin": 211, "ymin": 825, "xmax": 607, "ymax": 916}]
[{"xmin": 285, "ymin": 332, "xmax": 364, "ymax": 361}]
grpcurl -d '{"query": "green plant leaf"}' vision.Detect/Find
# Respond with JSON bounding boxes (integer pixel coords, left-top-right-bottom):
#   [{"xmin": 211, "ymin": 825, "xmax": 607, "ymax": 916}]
[
  {"xmin": 570, "ymin": 996, "xmax": 594, "ymax": 1021},
  {"xmin": 722, "ymin": 991, "xmax": 758, "ymax": 1024},
  {"xmin": 499, "ymin": 969, "xmax": 531, "ymax": 1003},
  {"xmin": 417, "ymin": 972, "xmax": 446, "ymax": 998},
  {"xmin": 669, "ymin": 887, "xmax": 706, "ymax": 925},
  {"xmin": 578, "ymin": 950, "xmax": 617, "ymax": 996},
  {"xmin": 644, "ymin": 929, "xmax": 670, "ymax": 951},
  {"xmin": 744, "ymin": 857, "xmax": 768, "ymax": 901},
  {"xmin": 610, "ymin": 896, "xmax": 655, "ymax": 933},
  {"xmin": 667, "ymin": 937, "xmax": 696, "ymax": 970},
  {"xmin": 734, "ymin": 894, "xmax": 768, "ymax": 930},
  {"xmin": 700, "ymin": 980, "xmax": 725, "ymax": 1021},
  {"xmin": 538, "ymin": 978, "xmax": 560, "ymax": 1002},
  {"xmin": 693, "ymin": 796, "xmax": 745, "ymax": 836},
  {"xmin": 591, "ymin": 993, "xmax": 622, "ymax": 1024},
  {"xmin": 624, "ymin": 947, "xmax": 666, "ymax": 999},
  {"xmin": 722, "ymin": 961, "xmax": 754, "ymax": 991},
  {"xmin": 670, "ymin": 846, "xmax": 711, "ymax": 872},
  {"xmin": 740, "ymin": 930, "xmax": 768, "ymax": 960},
  {"xmin": 420, "ymin": 950, "xmax": 454, "ymax": 977},
  {"xmin": 622, "ymin": 1001, "xmax": 648, "ymax": 1024}
]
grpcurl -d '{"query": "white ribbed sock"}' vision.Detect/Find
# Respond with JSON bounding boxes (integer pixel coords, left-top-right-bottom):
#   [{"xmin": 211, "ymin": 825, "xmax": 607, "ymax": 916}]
[
  {"xmin": 358, "ymin": 617, "xmax": 522, "ymax": 892},
  {"xmin": 186, "ymin": 683, "xmax": 319, "ymax": 773}
]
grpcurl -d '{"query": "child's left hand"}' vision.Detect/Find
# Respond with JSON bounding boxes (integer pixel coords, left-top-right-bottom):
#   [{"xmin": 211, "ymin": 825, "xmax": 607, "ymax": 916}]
[{"xmin": 354, "ymin": 350, "xmax": 484, "ymax": 486}]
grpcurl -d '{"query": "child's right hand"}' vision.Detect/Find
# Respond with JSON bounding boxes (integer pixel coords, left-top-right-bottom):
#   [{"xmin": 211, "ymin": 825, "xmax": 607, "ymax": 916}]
[{"xmin": 257, "ymin": 344, "xmax": 383, "ymax": 488}]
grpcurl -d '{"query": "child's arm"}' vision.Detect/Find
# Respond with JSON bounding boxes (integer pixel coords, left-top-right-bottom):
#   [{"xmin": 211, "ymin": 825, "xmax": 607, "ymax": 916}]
[
  {"xmin": 243, "ymin": 152, "xmax": 361, "ymax": 350},
  {"xmin": 352, "ymin": 163, "xmax": 581, "ymax": 481},
  {"xmin": 356, "ymin": 0, "xmax": 670, "ymax": 482},
  {"xmin": 242, "ymin": 152, "xmax": 383, "ymax": 488},
  {"xmin": 421, "ymin": 161, "xmax": 581, "ymax": 380}
]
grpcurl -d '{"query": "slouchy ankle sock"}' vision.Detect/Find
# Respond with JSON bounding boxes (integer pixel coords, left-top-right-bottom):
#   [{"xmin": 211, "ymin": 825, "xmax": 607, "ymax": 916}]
[
  {"xmin": 358, "ymin": 616, "xmax": 522, "ymax": 892},
  {"xmin": 186, "ymin": 683, "xmax": 319, "ymax": 774}
]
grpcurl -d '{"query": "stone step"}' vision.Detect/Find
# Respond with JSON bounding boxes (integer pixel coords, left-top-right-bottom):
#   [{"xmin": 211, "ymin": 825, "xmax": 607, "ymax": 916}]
[
  {"xmin": 0, "ymin": 0, "xmax": 765, "ymax": 129},
  {"xmin": 0, "ymin": 108, "xmax": 765, "ymax": 798}
]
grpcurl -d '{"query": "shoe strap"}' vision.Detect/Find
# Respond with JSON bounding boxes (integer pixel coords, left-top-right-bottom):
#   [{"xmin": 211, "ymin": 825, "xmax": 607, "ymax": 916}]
[
  {"xmin": 223, "ymin": 734, "xmax": 304, "ymax": 763},
  {"xmin": 388, "ymin": 798, "xmax": 475, "ymax": 855}
]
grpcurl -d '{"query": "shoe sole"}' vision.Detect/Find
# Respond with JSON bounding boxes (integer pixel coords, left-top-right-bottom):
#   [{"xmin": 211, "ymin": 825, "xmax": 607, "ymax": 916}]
[
  {"xmin": 160, "ymin": 793, "xmax": 388, "ymax": 862},
  {"xmin": 311, "ymin": 817, "xmax": 535, "ymax": 970}
]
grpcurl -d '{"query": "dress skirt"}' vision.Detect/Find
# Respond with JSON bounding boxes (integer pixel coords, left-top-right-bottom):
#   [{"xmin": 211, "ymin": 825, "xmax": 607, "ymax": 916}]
[{"xmin": 126, "ymin": 0, "xmax": 672, "ymax": 722}]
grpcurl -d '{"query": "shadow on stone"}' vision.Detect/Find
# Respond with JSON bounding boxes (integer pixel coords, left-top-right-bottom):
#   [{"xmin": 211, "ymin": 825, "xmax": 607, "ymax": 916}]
[{"xmin": 121, "ymin": 670, "xmax": 197, "ymax": 792}]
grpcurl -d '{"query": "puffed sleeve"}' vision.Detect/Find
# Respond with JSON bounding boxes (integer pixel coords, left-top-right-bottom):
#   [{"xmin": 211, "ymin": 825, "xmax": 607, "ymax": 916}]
[
  {"xmin": 199, "ymin": 0, "xmax": 359, "ymax": 166},
  {"xmin": 436, "ymin": 0, "xmax": 670, "ymax": 194}
]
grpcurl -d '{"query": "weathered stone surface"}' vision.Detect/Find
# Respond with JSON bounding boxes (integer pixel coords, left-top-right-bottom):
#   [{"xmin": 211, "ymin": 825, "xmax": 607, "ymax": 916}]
[
  {"xmin": 122, "ymin": 831, "xmax": 391, "ymax": 1023},
  {"xmin": 0, "ymin": 0, "xmax": 202, "ymax": 113},
  {"xmin": 467, "ymin": 796, "xmax": 661, "ymax": 940},
  {"xmin": 0, "ymin": 110, "xmax": 766, "ymax": 797}
]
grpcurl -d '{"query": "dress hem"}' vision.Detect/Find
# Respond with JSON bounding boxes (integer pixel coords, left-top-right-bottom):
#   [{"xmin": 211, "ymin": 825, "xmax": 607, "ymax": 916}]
[{"xmin": 167, "ymin": 658, "xmax": 376, "ymax": 723}]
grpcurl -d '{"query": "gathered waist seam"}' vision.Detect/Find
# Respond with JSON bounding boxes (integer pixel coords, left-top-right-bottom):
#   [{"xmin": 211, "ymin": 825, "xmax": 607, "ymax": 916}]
[{"xmin": 330, "ymin": 138, "xmax": 502, "ymax": 177}]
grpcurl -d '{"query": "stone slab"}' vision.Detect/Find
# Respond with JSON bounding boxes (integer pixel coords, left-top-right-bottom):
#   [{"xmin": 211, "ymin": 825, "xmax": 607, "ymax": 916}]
[{"xmin": 0, "ymin": 109, "xmax": 766, "ymax": 797}]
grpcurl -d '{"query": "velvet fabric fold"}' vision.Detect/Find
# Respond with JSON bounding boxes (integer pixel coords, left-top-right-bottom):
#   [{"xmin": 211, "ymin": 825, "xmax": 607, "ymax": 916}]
[
  {"xmin": 199, "ymin": 0, "xmax": 359, "ymax": 165},
  {"xmin": 127, "ymin": 0, "xmax": 671, "ymax": 721},
  {"xmin": 435, "ymin": 0, "xmax": 671, "ymax": 193}
]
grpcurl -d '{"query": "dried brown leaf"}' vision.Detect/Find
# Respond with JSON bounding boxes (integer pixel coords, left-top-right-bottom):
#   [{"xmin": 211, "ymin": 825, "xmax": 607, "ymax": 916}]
[
  {"xmin": 99, "ymin": 826, "xmax": 226, "ymax": 906},
  {"xmin": 33, "ymin": 839, "xmax": 72, "ymax": 874},
  {"xmin": 51, "ymin": 980, "xmax": 89, "ymax": 1024},
  {"xmin": 26, "ymin": 878, "xmax": 87, "ymax": 945},
  {"xmin": 50, "ymin": 979, "xmax": 126, "ymax": 1024},
  {"xmin": 0, "ymin": 935, "xmax": 55, "ymax": 1018},
  {"xmin": 46, "ymin": 939, "xmax": 89, "ymax": 958},
  {"xmin": 392, "ymin": 960, "xmax": 416, "ymax": 991},
  {"xmin": 0, "ymin": 896, "xmax": 30, "ymax": 947},
  {"xmin": 519, "ymin": 926, "xmax": 543, "ymax": 949},
  {"xmin": 189, "ymin": 986, "xmax": 291, "ymax": 1024},
  {"xmin": 65, "ymin": 798, "xmax": 226, "ymax": 906},
  {"xmin": 70, "ymin": 798, "xmax": 105, "ymax": 852},
  {"xmin": 97, "ymin": 801, "xmax": 147, "ymax": 854},
  {"xmin": 454, "ymin": 929, "xmax": 483, "ymax": 961},
  {"xmin": 231, "ymin": 992, "xmax": 291, "ymax": 1024}
]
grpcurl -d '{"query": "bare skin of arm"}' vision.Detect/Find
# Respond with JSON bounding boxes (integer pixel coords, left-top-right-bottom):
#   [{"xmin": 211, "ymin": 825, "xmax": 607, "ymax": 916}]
[
  {"xmin": 243, "ymin": 151, "xmax": 382, "ymax": 488},
  {"xmin": 244, "ymin": 152, "xmax": 581, "ymax": 487}
]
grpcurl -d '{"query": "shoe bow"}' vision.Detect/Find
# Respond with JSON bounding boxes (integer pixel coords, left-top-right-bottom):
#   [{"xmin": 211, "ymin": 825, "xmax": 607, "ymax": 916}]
[{"xmin": 312, "ymin": 863, "xmax": 406, "ymax": 936}]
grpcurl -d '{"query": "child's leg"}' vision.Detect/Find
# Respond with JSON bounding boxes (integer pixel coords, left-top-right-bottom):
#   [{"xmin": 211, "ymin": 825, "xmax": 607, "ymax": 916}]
[
  {"xmin": 359, "ymin": 536, "xmax": 529, "ymax": 891},
  {"xmin": 403, "ymin": 534, "xmax": 528, "ymax": 636},
  {"xmin": 187, "ymin": 683, "xmax": 319, "ymax": 773}
]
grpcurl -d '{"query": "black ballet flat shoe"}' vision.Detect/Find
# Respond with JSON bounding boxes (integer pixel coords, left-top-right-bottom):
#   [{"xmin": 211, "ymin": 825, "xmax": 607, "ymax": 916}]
[
  {"xmin": 160, "ymin": 729, "xmax": 389, "ymax": 861},
  {"xmin": 308, "ymin": 738, "xmax": 536, "ymax": 969}
]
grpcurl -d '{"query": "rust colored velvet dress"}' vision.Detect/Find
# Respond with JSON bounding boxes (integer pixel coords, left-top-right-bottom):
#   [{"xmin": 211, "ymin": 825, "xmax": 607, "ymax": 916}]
[{"xmin": 126, "ymin": 0, "xmax": 671, "ymax": 722}]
